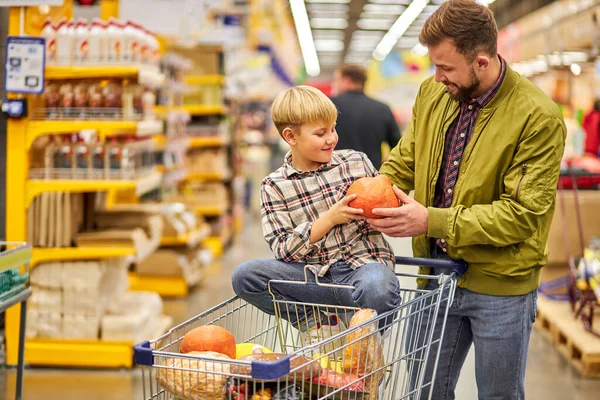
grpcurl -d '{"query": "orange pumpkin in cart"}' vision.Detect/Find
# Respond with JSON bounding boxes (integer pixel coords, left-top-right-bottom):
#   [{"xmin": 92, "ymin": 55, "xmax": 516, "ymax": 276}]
[
  {"xmin": 347, "ymin": 176, "xmax": 399, "ymax": 218},
  {"xmin": 180, "ymin": 325, "xmax": 236, "ymax": 359}
]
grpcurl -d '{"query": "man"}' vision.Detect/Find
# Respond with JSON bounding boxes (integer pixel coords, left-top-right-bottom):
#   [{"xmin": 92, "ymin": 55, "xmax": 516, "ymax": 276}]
[
  {"xmin": 368, "ymin": 1, "xmax": 566, "ymax": 399},
  {"xmin": 331, "ymin": 64, "xmax": 401, "ymax": 167}
]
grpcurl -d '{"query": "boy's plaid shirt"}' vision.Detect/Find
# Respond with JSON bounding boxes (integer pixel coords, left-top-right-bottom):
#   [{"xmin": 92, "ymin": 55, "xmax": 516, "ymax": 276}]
[{"xmin": 260, "ymin": 150, "xmax": 395, "ymax": 276}]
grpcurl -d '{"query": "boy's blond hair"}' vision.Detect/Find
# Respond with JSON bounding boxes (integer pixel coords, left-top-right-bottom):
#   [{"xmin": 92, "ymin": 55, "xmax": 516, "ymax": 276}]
[{"xmin": 271, "ymin": 85, "xmax": 338, "ymax": 136}]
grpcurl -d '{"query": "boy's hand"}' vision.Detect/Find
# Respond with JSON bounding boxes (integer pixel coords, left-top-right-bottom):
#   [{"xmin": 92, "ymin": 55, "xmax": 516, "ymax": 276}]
[{"xmin": 325, "ymin": 194, "xmax": 365, "ymax": 226}]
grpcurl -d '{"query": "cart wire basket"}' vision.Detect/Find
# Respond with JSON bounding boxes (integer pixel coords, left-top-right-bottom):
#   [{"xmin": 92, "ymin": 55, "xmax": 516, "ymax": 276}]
[{"xmin": 135, "ymin": 256, "xmax": 466, "ymax": 400}]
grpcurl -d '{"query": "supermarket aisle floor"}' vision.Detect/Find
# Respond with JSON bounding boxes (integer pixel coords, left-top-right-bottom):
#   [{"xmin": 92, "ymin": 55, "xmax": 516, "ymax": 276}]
[{"xmin": 2, "ymin": 218, "xmax": 600, "ymax": 399}]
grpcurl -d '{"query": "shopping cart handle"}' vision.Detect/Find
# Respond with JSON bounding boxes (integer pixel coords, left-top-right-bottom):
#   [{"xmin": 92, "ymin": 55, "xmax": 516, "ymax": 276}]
[
  {"xmin": 395, "ymin": 256, "xmax": 467, "ymax": 276},
  {"xmin": 134, "ymin": 341, "xmax": 154, "ymax": 366},
  {"xmin": 251, "ymin": 355, "xmax": 290, "ymax": 380}
]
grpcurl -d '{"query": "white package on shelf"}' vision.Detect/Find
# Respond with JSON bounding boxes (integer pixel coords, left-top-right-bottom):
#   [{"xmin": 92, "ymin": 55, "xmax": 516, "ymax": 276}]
[
  {"xmin": 63, "ymin": 261, "xmax": 106, "ymax": 291},
  {"xmin": 101, "ymin": 257, "xmax": 130, "ymax": 298},
  {"xmin": 26, "ymin": 308, "xmax": 39, "ymax": 338},
  {"xmin": 101, "ymin": 311, "xmax": 150, "ymax": 343},
  {"xmin": 63, "ymin": 288, "xmax": 105, "ymax": 318},
  {"xmin": 62, "ymin": 314, "xmax": 100, "ymax": 340},
  {"xmin": 36, "ymin": 311, "xmax": 63, "ymax": 339},
  {"xmin": 30, "ymin": 286, "xmax": 63, "ymax": 310},
  {"xmin": 106, "ymin": 290, "xmax": 163, "ymax": 317},
  {"xmin": 30, "ymin": 262, "xmax": 63, "ymax": 290}
]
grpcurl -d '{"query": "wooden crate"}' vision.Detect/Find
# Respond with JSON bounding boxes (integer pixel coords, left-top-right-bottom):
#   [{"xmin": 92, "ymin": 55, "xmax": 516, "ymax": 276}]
[{"xmin": 535, "ymin": 295, "xmax": 600, "ymax": 377}]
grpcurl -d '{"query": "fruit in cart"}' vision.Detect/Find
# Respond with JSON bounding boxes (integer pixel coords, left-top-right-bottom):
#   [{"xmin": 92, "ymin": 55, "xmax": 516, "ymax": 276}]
[
  {"xmin": 312, "ymin": 368, "xmax": 365, "ymax": 391},
  {"xmin": 252, "ymin": 388, "xmax": 272, "ymax": 400},
  {"xmin": 231, "ymin": 351, "xmax": 322, "ymax": 382},
  {"xmin": 311, "ymin": 353, "xmax": 344, "ymax": 373},
  {"xmin": 342, "ymin": 308, "xmax": 385, "ymax": 397},
  {"xmin": 157, "ymin": 351, "xmax": 231, "ymax": 400},
  {"xmin": 236, "ymin": 343, "xmax": 273, "ymax": 358},
  {"xmin": 180, "ymin": 325, "xmax": 236, "ymax": 359},
  {"xmin": 346, "ymin": 175, "xmax": 399, "ymax": 218},
  {"xmin": 250, "ymin": 385, "xmax": 301, "ymax": 400}
]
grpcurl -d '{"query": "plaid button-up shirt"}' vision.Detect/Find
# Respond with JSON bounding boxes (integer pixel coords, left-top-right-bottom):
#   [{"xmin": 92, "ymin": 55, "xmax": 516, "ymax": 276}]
[
  {"xmin": 434, "ymin": 57, "xmax": 507, "ymax": 252},
  {"xmin": 261, "ymin": 150, "xmax": 395, "ymax": 276}
]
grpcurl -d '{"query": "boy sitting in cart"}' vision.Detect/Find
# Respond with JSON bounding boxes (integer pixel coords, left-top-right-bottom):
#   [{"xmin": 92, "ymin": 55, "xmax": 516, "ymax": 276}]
[{"xmin": 232, "ymin": 85, "xmax": 401, "ymax": 345}]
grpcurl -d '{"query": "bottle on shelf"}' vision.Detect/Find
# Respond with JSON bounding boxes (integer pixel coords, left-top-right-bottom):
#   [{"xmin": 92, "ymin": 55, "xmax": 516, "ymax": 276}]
[
  {"xmin": 105, "ymin": 137, "xmax": 122, "ymax": 180},
  {"xmin": 72, "ymin": 134, "xmax": 90, "ymax": 179},
  {"xmin": 55, "ymin": 135, "xmax": 73, "ymax": 179},
  {"xmin": 88, "ymin": 19, "xmax": 106, "ymax": 65},
  {"xmin": 121, "ymin": 137, "xmax": 137, "ymax": 180},
  {"xmin": 55, "ymin": 18, "xmax": 72, "ymax": 66},
  {"xmin": 123, "ymin": 21, "xmax": 138, "ymax": 65},
  {"xmin": 106, "ymin": 18, "xmax": 124, "ymax": 65},
  {"xmin": 90, "ymin": 137, "xmax": 105, "ymax": 179},
  {"xmin": 73, "ymin": 19, "xmax": 90, "ymax": 65},
  {"xmin": 141, "ymin": 88, "xmax": 156, "ymax": 121},
  {"xmin": 42, "ymin": 19, "xmax": 57, "ymax": 66},
  {"xmin": 44, "ymin": 136, "xmax": 58, "ymax": 180}
]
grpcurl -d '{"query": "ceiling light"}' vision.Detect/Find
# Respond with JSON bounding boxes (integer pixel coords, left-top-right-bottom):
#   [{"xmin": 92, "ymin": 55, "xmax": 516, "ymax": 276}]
[
  {"xmin": 477, "ymin": 0, "xmax": 497, "ymax": 5},
  {"xmin": 353, "ymin": 30, "xmax": 385, "ymax": 38},
  {"xmin": 311, "ymin": 18, "xmax": 349, "ymax": 29},
  {"xmin": 397, "ymin": 36, "xmax": 420, "ymax": 48},
  {"xmin": 360, "ymin": 12, "xmax": 401, "ymax": 20},
  {"xmin": 357, "ymin": 19, "xmax": 395, "ymax": 30},
  {"xmin": 312, "ymin": 29, "xmax": 345, "ymax": 40},
  {"xmin": 424, "ymin": 5, "xmax": 439, "ymax": 13},
  {"xmin": 373, "ymin": 0, "xmax": 428, "ymax": 60},
  {"xmin": 368, "ymin": 0, "xmax": 411, "ymax": 4},
  {"xmin": 411, "ymin": 43, "xmax": 428, "ymax": 57},
  {"xmin": 307, "ymin": 4, "xmax": 349, "ymax": 12},
  {"xmin": 311, "ymin": 12, "xmax": 349, "ymax": 19},
  {"xmin": 363, "ymin": 4, "xmax": 406, "ymax": 13},
  {"xmin": 306, "ymin": 0, "xmax": 350, "ymax": 3},
  {"xmin": 570, "ymin": 63, "xmax": 582, "ymax": 76},
  {"xmin": 314, "ymin": 39, "xmax": 345, "ymax": 52},
  {"xmin": 290, "ymin": 0, "xmax": 320, "ymax": 76}
]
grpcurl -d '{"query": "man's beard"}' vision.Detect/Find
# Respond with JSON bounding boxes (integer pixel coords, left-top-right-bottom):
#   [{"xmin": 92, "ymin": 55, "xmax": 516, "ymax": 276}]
[{"xmin": 445, "ymin": 67, "xmax": 480, "ymax": 103}]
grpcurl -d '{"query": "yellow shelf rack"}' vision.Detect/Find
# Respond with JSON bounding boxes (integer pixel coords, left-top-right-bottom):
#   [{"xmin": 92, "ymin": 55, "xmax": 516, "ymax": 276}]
[
  {"xmin": 160, "ymin": 225, "xmax": 211, "ymax": 247},
  {"xmin": 184, "ymin": 75, "xmax": 225, "ymax": 85},
  {"xmin": 45, "ymin": 65, "xmax": 165, "ymax": 89},
  {"xmin": 185, "ymin": 172, "xmax": 229, "ymax": 182},
  {"xmin": 204, "ymin": 237, "xmax": 225, "ymax": 257},
  {"xmin": 188, "ymin": 136, "xmax": 228, "ymax": 148},
  {"xmin": 26, "ymin": 171, "xmax": 163, "ymax": 207},
  {"xmin": 31, "ymin": 247, "xmax": 136, "ymax": 268},
  {"xmin": 128, "ymin": 273, "xmax": 189, "ymax": 297},
  {"xmin": 26, "ymin": 119, "xmax": 164, "ymax": 151},
  {"xmin": 155, "ymin": 105, "xmax": 225, "ymax": 117},
  {"xmin": 194, "ymin": 205, "xmax": 225, "ymax": 217}
]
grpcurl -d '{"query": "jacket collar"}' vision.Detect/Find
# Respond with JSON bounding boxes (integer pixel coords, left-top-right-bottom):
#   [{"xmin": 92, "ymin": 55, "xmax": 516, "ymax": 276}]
[
  {"xmin": 281, "ymin": 151, "xmax": 343, "ymax": 178},
  {"xmin": 484, "ymin": 62, "xmax": 519, "ymax": 110}
]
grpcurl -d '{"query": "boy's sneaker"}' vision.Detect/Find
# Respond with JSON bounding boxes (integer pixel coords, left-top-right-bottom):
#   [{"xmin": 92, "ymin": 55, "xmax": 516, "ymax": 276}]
[{"xmin": 300, "ymin": 313, "xmax": 347, "ymax": 357}]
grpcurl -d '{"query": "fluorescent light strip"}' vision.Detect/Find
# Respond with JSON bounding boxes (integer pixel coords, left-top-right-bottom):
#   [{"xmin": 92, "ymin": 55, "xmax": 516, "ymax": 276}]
[
  {"xmin": 373, "ymin": 0, "xmax": 428, "ymax": 60},
  {"xmin": 305, "ymin": 0, "xmax": 350, "ymax": 3},
  {"xmin": 290, "ymin": 0, "xmax": 321, "ymax": 76},
  {"xmin": 363, "ymin": 4, "xmax": 406, "ymax": 13},
  {"xmin": 314, "ymin": 39, "xmax": 345, "ymax": 51},
  {"xmin": 311, "ymin": 18, "xmax": 349, "ymax": 29}
]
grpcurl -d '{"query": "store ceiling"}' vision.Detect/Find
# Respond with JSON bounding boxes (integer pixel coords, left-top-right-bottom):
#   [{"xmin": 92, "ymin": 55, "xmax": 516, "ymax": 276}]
[{"xmin": 302, "ymin": 0, "xmax": 499, "ymax": 76}]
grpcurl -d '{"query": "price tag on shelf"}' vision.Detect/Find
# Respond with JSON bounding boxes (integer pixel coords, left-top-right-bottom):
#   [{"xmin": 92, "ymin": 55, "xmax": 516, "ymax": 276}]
[
  {"xmin": 4, "ymin": 36, "xmax": 46, "ymax": 94},
  {"xmin": 0, "ymin": 1, "xmax": 63, "ymax": 5}
]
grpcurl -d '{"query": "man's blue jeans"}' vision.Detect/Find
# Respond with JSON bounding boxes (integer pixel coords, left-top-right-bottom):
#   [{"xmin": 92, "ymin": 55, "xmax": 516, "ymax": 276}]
[
  {"xmin": 410, "ymin": 256, "xmax": 538, "ymax": 399},
  {"xmin": 231, "ymin": 259, "xmax": 401, "ymax": 329}
]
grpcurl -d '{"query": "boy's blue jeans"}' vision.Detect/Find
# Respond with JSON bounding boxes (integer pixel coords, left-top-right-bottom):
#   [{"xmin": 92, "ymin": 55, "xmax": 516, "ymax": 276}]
[{"xmin": 231, "ymin": 259, "xmax": 401, "ymax": 329}]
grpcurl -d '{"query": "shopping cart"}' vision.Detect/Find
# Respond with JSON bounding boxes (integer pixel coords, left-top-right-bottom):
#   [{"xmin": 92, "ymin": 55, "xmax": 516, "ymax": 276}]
[{"xmin": 134, "ymin": 256, "xmax": 466, "ymax": 400}]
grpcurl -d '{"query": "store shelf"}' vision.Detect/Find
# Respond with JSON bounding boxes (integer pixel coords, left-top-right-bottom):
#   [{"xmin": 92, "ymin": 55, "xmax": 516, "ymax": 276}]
[
  {"xmin": 185, "ymin": 171, "xmax": 229, "ymax": 182},
  {"xmin": 45, "ymin": 65, "xmax": 165, "ymax": 89},
  {"xmin": 160, "ymin": 225, "xmax": 211, "ymax": 247},
  {"xmin": 188, "ymin": 136, "xmax": 228, "ymax": 148},
  {"xmin": 184, "ymin": 75, "xmax": 225, "ymax": 85},
  {"xmin": 183, "ymin": 105, "xmax": 225, "ymax": 116},
  {"xmin": 203, "ymin": 237, "xmax": 224, "ymax": 257},
  {"xmin": 31, "ymin": 247, "xmax": 135, "ymax": 268},
  {"xmin": 26, "ymin": 120, "xmax": 164, "ymax": 150},
  {"xmin": 26, "ymin": 171, "xmax": 163, "ymax": 206},
  {"xmin": 24, "ymin": 338, "xmax": 134, "ymax": 368},
  {"xmin": 128, "ymin": 273, "xmax": 189, "ymax": 297},
  {"xmin": 195, "ymin": 205, "xmax": 225, "ymax": 217}
]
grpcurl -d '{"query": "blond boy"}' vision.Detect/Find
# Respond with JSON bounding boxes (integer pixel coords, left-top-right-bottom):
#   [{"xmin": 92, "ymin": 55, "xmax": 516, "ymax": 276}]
[{"xmin": 231, "ymin": 86, "xmax": 401, "ymax": 341}]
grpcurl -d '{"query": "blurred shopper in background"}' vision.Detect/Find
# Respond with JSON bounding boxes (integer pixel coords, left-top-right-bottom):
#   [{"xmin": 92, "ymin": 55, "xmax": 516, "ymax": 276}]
[
  {"xmin": 331, "ymin": 64, "xmax": 401, "ymax": 167},
  {"xmin": 583, "ymin": 99, "xmax": 600, "ymax": 157},
  {"xmin": 368, "ymin": 1, "xmax": 566, "ymax": 399}
]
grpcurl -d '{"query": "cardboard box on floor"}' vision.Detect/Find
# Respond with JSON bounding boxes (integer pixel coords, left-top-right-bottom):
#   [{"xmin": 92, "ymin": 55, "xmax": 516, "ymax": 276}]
[{"xmin": 547, "ymin": 190, "xmax": 600, "ymax": 266}]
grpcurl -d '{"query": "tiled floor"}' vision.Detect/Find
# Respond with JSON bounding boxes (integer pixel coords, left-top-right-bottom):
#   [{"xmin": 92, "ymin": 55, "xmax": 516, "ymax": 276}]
[{"xmin": 1, "ymin": 217, "xmax": 600, "ymax": 399}]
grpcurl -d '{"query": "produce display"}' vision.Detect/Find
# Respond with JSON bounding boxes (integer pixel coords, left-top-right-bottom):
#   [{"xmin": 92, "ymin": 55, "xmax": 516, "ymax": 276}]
[
  {"xmin": 347, "ymin": 175, "xmax": 399, "ymax": 218},
  {"xmin": 159, "ymin": 312, "xmax": 386, "ymax": 399},
  {"xmin": 180, "ymin": 325, "xmax": 237, "ymax": 359}
]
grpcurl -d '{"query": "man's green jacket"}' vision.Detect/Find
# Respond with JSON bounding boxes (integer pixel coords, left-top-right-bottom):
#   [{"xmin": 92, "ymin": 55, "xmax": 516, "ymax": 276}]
[{"xmin": 381, "ymin": 64, "xmax": 566, "ymax": 296}]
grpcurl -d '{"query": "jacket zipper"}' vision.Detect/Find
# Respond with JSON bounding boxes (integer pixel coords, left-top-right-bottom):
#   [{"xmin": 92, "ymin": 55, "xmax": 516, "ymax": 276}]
[{"xmin": 515, "ymin": 164, "xmax": 527, "ymax": 201}]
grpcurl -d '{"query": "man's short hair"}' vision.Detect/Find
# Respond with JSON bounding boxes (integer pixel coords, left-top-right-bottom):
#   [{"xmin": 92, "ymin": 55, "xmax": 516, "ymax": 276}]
[
  {"xmin": 338, "ymin": 64, "xmax": 368, "ymax": 87},
  {"xmin": 419, "ymin": 0, "xmax": 498, "ymax": 61},
  {"xmin": 271, "ymin": 85, "xmax": 338, "ymax": 136}
]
